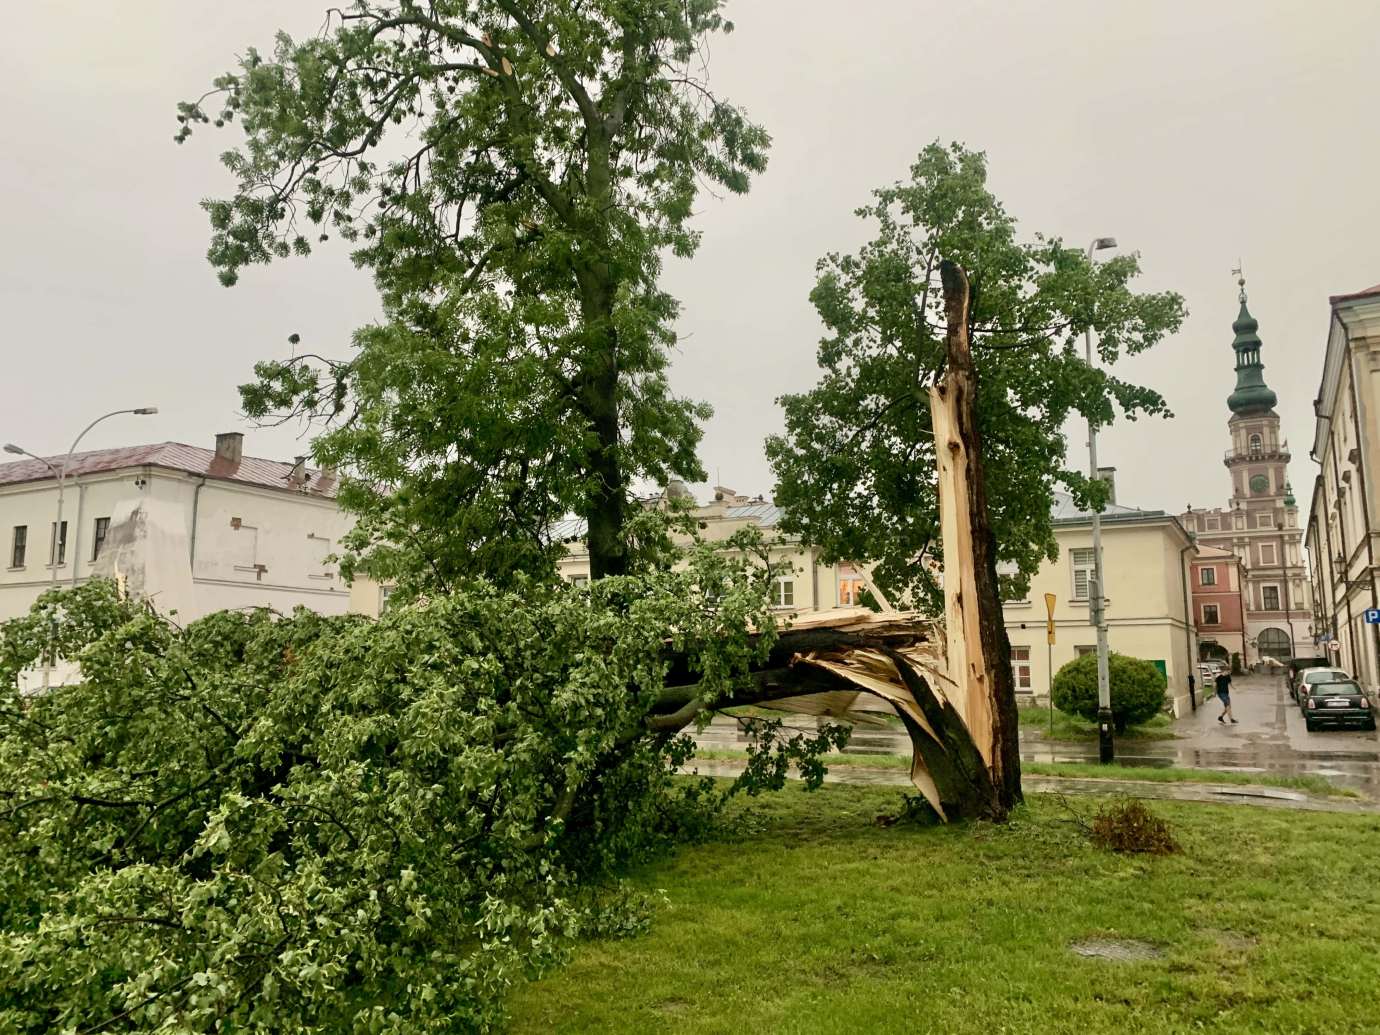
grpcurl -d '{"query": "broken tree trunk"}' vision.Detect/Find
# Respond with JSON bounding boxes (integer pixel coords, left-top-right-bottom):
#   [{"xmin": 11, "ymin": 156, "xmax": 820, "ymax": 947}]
[
  {"xmin": 647, "ymin": 261, "xmax": 1020, "ymax": 821},
  {"xmin": 927, "ymin": 260, "xmax": 1022, "ymax": 817}
]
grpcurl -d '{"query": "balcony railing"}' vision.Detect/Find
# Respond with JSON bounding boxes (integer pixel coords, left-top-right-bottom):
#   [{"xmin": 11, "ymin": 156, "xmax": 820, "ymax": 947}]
[{"xmin": 1224, "ymin": 445, "xmax": 1290, "ymax": 462}]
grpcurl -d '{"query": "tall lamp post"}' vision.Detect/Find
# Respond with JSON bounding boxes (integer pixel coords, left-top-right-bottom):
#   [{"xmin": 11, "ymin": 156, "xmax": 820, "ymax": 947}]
[
  {"xmin": 1085, "ymin": 236, "xmax": 1117, "ymax": 763},
  {"xmin": 5, "ymin": 406, "xmax": 158, "ymax": 689}
]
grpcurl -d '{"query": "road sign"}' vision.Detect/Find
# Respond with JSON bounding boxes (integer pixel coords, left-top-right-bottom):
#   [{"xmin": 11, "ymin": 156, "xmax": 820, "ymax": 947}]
[
  {"xmin": 1043, "ymin": 593, "xmax": 1056, "ymax": 644},
  {"xmin": 1327, "ymin": 639, "xmax": 1342, "ymax": 653},
  {"xmin": 1366, "ymin": 609, "xmax": 1380, "ymax": 625}
]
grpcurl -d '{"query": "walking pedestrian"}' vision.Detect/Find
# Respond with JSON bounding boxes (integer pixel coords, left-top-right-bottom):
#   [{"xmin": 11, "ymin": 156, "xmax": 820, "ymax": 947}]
[{"xmin": 1214, "ymin": 670, "xmax": 1237, "ymax": 724}]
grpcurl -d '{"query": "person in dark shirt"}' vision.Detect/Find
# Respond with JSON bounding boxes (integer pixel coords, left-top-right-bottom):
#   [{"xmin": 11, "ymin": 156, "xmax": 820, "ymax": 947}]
[{"xmin": 1214, "ymin": 671, "xmax": 1237, "ymax": 724}]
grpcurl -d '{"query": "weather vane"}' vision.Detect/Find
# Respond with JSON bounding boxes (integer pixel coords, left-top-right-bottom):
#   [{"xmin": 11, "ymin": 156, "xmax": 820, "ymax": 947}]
[{"xmin": 1232, "ymin": 261, "xmax": 1247, "ymax": 303}]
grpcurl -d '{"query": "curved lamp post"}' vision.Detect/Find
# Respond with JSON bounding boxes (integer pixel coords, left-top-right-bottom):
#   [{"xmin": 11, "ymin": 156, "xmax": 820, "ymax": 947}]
[{"xmin": 5, "ymin": 406, "xmax": 157, "ymax": 688}]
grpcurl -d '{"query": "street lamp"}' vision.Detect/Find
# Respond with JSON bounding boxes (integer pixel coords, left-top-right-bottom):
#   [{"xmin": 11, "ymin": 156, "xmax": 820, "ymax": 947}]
[
  {"xmin": 5, "ymin": 406, "xmax": 158, "ymax": 689},
  {"xmin": 1085, "ymin": 236, "xmax": 1117, "ymax": 763}
]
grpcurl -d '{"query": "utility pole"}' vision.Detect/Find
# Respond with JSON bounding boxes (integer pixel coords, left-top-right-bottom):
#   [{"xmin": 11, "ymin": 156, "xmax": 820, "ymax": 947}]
[{"xmin": 1085, "ymin": 236, "xmax": 1117, "ymax": 763}]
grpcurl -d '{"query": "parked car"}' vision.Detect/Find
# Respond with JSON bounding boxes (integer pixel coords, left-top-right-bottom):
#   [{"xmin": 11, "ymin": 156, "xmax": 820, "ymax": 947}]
[
  {"xmin": 1302, "ymin": 679, "xmax": 1377, "ymax": 732},
  {"xmin": 1288, "ymin": 657, "xmax": 1334, "ymax": 701},
  {"xmin": 1296, "ymin": 667, "xmax": 1353, "ymax": 710}
]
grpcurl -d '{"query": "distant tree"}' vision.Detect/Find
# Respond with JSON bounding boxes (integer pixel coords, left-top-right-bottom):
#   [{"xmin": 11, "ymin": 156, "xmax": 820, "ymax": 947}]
[
  {"xmin": 179, "ymin": 1, "xmax": 769, "ymax": 590},
  {"xmin": 1051, "ymin": 651, "xmax": 1167, "ymax": 732},
  {"xmin": 766, "ymin": 143, "xmax": 1186, "ymax": 611}
]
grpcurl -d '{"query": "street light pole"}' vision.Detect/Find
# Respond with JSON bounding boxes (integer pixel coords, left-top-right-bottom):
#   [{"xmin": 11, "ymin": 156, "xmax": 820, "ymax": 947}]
[
  {"xmin": 1085, "ymin": 236, "xmax": 1117, "ymax": 764},
  {"xmin": 1278, "ymin": 523, "xmax": 1295, "ymax": 664},
  {"xmin": 4, "ymin": 406, "xmax": 157, "ymax": 689}
]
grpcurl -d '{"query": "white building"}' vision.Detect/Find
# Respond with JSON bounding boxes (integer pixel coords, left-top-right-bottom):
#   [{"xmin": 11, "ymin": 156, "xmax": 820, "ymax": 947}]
[
  {"xmin": 1306, "ymin": 281, "xmax": 1380, "ymax": 687},
  {"xmin": 0, "ymin": 433, "xmax": 353, "ymax": 625}
]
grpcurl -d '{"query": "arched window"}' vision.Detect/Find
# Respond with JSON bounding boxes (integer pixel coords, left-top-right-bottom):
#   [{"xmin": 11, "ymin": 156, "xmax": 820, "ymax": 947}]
[
  {"xmin": 1256, "ymin": 627, "xmax": 1290, "ymax": 661},
  {"xmin": 1248, "ymin": 433, "xmax": 1263, "ymax": 455}
]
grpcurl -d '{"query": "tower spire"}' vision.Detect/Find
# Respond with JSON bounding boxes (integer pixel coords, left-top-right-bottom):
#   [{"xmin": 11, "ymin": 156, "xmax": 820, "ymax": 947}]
[{"xmin": 1227, "ymin": 264, "xmax": 1277, "ymax": 414}]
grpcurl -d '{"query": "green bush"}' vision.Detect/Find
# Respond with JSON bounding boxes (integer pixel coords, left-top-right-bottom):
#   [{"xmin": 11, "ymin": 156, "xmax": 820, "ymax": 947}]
[{"xmin": 1050, "ymin": 652, "xmax": 1167, "ymax": 732}]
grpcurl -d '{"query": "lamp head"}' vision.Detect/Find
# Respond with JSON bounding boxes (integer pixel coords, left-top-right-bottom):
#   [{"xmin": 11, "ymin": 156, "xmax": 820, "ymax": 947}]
[
  {"xmin": 1092, "ymin": 237, "xmax": 1118, "ymax": 251},
  {"xmin": 133, "ymin": 407, "xmax": 159, "ymax": 415},
  {"xmin": 3, "ymin": 444, "xmax": 24, "ymax": 456}
]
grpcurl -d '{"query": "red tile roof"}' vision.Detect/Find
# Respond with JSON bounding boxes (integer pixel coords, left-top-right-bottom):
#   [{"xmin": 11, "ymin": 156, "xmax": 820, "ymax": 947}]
[{"xmin": 0, "ymin": 442, "xmax": 339, "ymax": 498}]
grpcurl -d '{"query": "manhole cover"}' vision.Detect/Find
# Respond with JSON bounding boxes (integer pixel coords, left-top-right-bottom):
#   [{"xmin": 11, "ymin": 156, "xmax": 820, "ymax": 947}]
[{"xmin": 1069, "ymin": 938, "xmax": 1162, "ymax": 961}]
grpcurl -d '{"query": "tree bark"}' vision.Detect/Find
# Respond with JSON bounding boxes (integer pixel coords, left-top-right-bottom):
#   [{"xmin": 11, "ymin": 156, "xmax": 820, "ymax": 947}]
[{"xmin": 929, "ymin": 260, "xmax": 1022, "ymax": 816}]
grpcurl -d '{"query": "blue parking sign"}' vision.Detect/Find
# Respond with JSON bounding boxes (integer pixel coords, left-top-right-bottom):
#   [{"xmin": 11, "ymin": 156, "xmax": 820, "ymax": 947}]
[{"xmin": 1366, "ymin": 609, "xmax": 1380, "ymax": 624}]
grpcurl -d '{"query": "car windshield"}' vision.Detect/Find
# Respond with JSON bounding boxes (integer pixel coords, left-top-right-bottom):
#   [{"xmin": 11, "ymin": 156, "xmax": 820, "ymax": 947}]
[
  {"xmin": 1304, "ymin": 670, "xmax": 1349, "ymax": 684},
  {"xmin": 1312, "ymin": 682, "xmax": 1361, "ymax": 697}
]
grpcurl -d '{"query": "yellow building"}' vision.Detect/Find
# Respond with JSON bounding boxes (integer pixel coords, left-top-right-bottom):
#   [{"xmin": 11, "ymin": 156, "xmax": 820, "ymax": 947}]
[
  {"xmin": 1004, "ymin": 491, "xmax": 1199, "ymax": 716},
  {"xmin": 554, "ymin": 485, "xmax": 867, "ymax": 615}
]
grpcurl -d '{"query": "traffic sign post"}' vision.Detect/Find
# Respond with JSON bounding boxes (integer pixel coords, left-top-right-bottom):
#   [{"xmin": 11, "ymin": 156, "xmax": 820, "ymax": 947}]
[{"xmin": 1044, "ymin": 593, "xmax": 1056, "ymax": 736}]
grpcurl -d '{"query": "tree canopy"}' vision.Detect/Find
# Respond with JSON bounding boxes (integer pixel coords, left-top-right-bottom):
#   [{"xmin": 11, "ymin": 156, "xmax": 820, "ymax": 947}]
[
  {"xmin": 180, "ymin": 0, "xmax": 768, "ymax": 590},
  {"xmin": 767, "ymin": 143, "xmax": 1186, "ymax": 609}
]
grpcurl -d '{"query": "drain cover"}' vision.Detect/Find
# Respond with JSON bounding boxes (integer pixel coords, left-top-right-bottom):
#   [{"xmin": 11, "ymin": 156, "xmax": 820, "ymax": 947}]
[{"xmin": 1069, "ymin": 938, "xmax": 1162, "ymax": 961}]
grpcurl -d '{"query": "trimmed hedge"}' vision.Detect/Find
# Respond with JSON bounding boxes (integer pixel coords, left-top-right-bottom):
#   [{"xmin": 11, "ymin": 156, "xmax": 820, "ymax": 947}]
[{"xmin": 1051, "ymin": 651, "xmax": 1167, "ymax": 732}]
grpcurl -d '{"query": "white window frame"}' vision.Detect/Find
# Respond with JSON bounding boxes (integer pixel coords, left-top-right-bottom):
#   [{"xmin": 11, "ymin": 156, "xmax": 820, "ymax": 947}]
[
  {"xmin": 1010, "ymin": 645, "xmax": 1032, "ymax": 693},
  {"xmin": 1259, "ymin": 543, "xmax": 1277, "ymax": 566},
  {"xmin": 1260, "ymin": 583, "xmax": 1281, "ymax": 611},
  {"xmin": 772, "ymin": 576, "xmax": 795, "ymax": 609},
  {"xmin": 1070, "ymin": 548, "xmax": 1095, "ymax": 601},
  {"xmin": 569, "ymin": 574, "xmax": 590, "ymax": 588},
  {"xmin": 1199, "ymin": 567, "xmax": 1216, "ymax": 586}
]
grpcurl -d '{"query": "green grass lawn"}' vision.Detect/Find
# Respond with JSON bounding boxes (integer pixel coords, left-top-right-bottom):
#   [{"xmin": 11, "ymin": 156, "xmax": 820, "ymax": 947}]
[
  {"xmin": 508, "ymin": 785, "xmax": 1380, "ymax": 1034},
  {"xmin": 1017, "ymin": 704, "xmax": 1179, "ymax": 741},
  {"xmin": 689, "ymin": 750, "xmax": 1357, "ymax": 798}
]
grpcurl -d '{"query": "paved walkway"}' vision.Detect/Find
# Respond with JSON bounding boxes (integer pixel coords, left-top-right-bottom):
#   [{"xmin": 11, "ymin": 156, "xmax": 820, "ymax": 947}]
[{"xmin": 693, "ymin": 673, "xmax": 1380, "ymax": 806}]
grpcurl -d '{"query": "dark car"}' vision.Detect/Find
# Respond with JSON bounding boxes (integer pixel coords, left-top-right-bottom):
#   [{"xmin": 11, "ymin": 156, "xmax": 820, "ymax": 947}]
[
  {"xmin": 1288, "ymin": 656, "xmax": 1330, "ymax": 701},
  {"xmin": 1302, "ymin": 680, "xmax": 1377, "ymax": 732},
  {"xmin": 1296, "ymin": 667, "xmax": 1352, "ymax": 711}
]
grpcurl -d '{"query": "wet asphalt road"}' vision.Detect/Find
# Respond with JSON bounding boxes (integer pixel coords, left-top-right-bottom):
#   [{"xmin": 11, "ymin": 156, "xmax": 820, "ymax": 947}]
[{"xmin": 694, "ymin": 674, "xmax": 1380, "ymax": 797}]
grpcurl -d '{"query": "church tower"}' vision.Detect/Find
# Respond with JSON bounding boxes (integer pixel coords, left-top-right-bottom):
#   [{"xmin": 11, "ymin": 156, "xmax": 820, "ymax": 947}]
[
  {"xmin": 1224, "ymin": 274, "xmax": 1289, "ymax": 507},
  {"xmin": 1181, "ymin": 271, "xmax": 1311, "ymax": 667}
]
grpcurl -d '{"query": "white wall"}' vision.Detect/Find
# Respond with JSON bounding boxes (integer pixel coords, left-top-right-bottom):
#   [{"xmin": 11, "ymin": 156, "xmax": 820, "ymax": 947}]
[{"xmin": 0, "ymin": 467, "xmax": 354, "ymax": 624}]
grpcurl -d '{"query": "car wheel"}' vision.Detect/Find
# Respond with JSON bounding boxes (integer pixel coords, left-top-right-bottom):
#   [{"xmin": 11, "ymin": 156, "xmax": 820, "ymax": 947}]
[
  {"xmin": 1365, "ymin": 719, "xmax": 1377, "ymax": 733},
  {"xmin": 1305, "ymin": 717, "xmax": 1316, "ymax": 732}
]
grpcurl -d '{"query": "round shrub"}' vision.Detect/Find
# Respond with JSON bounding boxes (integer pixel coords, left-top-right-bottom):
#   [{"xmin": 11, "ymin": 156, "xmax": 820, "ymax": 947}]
[{"xmin": 1050, "ymin": 651, "xmax": 1167, "ymax": 732}]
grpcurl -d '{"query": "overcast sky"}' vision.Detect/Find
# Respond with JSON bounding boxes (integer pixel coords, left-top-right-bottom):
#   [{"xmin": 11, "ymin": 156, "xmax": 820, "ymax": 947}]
[{"xmin": 4, "ymin": 1, "xmax": 1378, "ymax": 519}]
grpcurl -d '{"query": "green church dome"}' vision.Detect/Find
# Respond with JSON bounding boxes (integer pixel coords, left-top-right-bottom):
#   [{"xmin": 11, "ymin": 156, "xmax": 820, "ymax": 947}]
[{"xmin": 1227, "ymin": 277, "xmax": 1277, "ymax": 414}]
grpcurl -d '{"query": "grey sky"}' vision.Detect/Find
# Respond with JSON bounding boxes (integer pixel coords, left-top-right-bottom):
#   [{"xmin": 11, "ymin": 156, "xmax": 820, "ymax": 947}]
[{"xmin": 4, "ymin": 1, "xmax": 1377, "ymax": 521}]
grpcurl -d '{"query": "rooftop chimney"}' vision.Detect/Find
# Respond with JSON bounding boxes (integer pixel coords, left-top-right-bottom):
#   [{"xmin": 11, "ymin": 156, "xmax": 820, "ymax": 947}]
[
  {"xmin": 1096, "ymin": 466, "xmax": 1117, "ymax": 505},
  {"xmin": 289, "ymin": 456, "xmax": 309, "ymax": 486},
  {"xmin": 215, "ymin": 432, "xmax": 244, "ymax": 463}
]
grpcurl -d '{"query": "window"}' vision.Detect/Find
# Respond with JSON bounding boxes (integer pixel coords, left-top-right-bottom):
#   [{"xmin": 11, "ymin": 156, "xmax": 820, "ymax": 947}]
[
  {"xmin": 91, "ymin": 517, "xmax": 110, "ymax": 561},
  {"xmin": 10, "ymin": 526, "xmax": 26, "ymax": 568},
  {"xmin": 1259, "ymin": 543, "xmax": 1276, "ymax": 566},
  {"xmin": 1205, "ymin": 515, "xmax": 1220, "ymax": 531},
  {"xmin": 1075, "ymin": 645, "xmax": 1096, "ymax": 657},
  {"xmin": 772, "ymin": 577, "xmax": 795, "ymax": 608},
  {"xmin": 1070, "ymin": 548, "xmax": 1095, "ymax": 601},
  {"xmin": 1202, "ymin": 603, "xmax": 1220, "ymax": 625},
  {"xmin": 1200, "ymin": 567, "xmax": 1216, "ymax": 586},
  {"xmin": 49, "ymin": 521, "xmax": 67, "ymax": 566},
  {"xmin": 569, "ymin": 574, "xmax": 589, "ymax": 588},
  {"xmin": 1010, "ymin": 646, "xmax": 1032, "ymax": 693},
  {"xmin": 1248, "ymin": 433, "xmax": 1263, "ymax": 455},
  {"xmin": 380, "ymin": 585, "xmax": 395, "ymax": 611},
  {"xmin": 838, "ymin": 577, "xmax": 865, "ymax": 607},
  {"xmin": 1262, "ymin": 585, "xmax": 1281, "ymax": 611},
  {"xmin": 1256, "ymin": 512, "xmax": 1274, "ymax": 530}
]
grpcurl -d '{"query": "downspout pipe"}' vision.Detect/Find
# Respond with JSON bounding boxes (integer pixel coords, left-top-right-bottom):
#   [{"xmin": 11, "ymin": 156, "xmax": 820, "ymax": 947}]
[
  {"xmin": 1179, "ymin": 532, "xmax": 1197, "ymax": 711},
  {"xmin": 189, "ymin": 477, "xmax": 207, "ymax": 575}
]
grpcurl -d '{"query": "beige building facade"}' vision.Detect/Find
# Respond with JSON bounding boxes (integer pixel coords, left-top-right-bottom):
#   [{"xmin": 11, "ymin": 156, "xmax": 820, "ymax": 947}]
[
  {"xmin": 1305, "ymin": 282, "xmax": 1380, "ymax": 688},
  {"xmin": 1004, "ymin": 493, "xmax": 1198, "ymax": 717}
]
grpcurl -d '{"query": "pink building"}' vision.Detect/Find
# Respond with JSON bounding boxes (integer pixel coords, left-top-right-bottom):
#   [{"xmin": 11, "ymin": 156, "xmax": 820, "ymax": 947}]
[{"xmin": 1189, "ymin": 544, "xmax": 1246, "ymax": 669}]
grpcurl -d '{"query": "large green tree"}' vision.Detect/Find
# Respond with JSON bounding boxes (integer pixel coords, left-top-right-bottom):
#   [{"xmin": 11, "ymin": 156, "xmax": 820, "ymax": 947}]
[
  {"xmin": 180, "ymin": 0, "xmax": 768, "ymax": 589},
  {"xmin": 767, "ymin": 143, "xmax": 1186, "ymax": 609}
]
